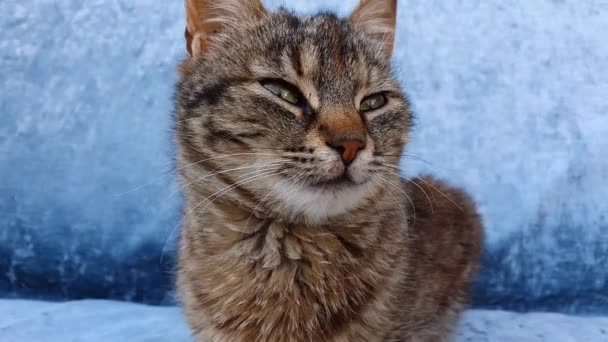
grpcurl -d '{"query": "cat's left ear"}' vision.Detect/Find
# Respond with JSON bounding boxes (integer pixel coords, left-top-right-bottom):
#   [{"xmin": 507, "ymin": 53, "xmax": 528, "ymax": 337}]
[
  {"xmin": 185, "ymin": 0, "xmax": 267, "ymax": 57},
  {"xmin": 349, "ymin": 0, "xmax": 398, "ymax": 59}
]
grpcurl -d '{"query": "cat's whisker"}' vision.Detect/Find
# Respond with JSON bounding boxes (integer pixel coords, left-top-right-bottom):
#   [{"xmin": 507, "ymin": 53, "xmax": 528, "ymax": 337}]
[
  {"xmin": 192, "ymin": 170, "xmax": 285, "ymax": 222},
  {"xmin": 375, "ymin": 153, "xmax": 436, "ymax": 166},
  {"xmin": 174, "ymin": 153, "xmax": 281, "ymax": 173},
  {"xmin": 158, "ymin": 162, "xmax": 286, "ymax": 208},
  {"xmin": 403, "ymin": 154, "xmax": 434, "ymax": 164},
  {"xmin": 404, "ymin": 178, "xmax": 435, "ymax": 214},
  {"xmin": 416, "ymin": 177, "xmax": 464, "ymax": 211},
  {"xmin": 375, "ymin": 174, "xmax": 412, "ymax": 228},
  {"xmin": 376, "ymin": 164, "xmax": 462, "ymax": 212},
  {"xmin": 113, "ymin": 172, "xmax": 178, "ymax": 198},
  {"xmin": 373, "ymin": 164, "xmax": 436, "ymax": 214},
  {"xmin": 253, "ymin": 147, "xmax": 296, "ymax": 152},
  {"xmin": 242, "ymin": 172, "xmax": 301, "ymax": 230},
  {"xmin": 380, "ymin": 153, "xmax": 457, "ymax": 173},
  {"xmin": 290, "ymin": 172, "xmax": 315, "ymax": 222},
  {"xmin": 159, "ymin": 169, "xmax": 284, "ymax": 263},
  {"xmin": 366, "ymin": 182, "xmax": 386, "ymax": 220},
  {"xmin": 114, "ymin": 153, "xmax": 282, "ymax": 197},
  {"xmin": 276, "ymin": 171, "xmax": 315, "ymax": 222}
]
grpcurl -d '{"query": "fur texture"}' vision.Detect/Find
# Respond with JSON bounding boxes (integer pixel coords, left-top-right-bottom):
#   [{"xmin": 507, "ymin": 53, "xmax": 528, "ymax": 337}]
[{"xmin": 175, "ymin": 1, "xmax": 483, "ymax": 341}]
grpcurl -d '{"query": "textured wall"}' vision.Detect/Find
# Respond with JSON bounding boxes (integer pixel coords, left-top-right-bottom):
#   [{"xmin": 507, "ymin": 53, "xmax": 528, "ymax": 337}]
[{"xmin": 1, "ymin": 0, "xmax": 607, "ymax": 312}]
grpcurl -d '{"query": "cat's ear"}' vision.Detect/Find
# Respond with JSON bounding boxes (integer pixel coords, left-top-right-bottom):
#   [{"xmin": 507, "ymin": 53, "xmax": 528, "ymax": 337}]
[
  {"xmin": 349, "ymin": 0, "xmax": 398, "ymax": 59},
  {"xmin": 184, "ymin": 0, "xmax": 267, "ymax": 57}
]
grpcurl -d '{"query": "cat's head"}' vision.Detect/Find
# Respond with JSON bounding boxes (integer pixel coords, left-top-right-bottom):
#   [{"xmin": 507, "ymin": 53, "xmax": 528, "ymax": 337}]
[{"xmin": 176, "ymin": 0, "xmax": 411, "ymax": 223}]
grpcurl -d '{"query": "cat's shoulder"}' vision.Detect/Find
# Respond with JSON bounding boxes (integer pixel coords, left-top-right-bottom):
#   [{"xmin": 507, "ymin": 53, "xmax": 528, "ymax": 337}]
[{"xmin": 403, "ymin": 175, "xmax": 483, "ymax": 253}]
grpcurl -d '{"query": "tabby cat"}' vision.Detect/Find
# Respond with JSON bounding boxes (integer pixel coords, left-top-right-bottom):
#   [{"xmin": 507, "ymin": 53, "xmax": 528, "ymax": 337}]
[{"xmin": 175, "ymin": 0, "xmax": 483, "ymax": 341}]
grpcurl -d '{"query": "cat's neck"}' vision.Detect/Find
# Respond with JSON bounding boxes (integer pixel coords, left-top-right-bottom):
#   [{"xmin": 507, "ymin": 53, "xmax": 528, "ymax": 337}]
[
  {"xmin": 190, "ymin": 183, "xmax": 393, "ymax": 230},
  {"xmin": 183, "ymin": 181, "xmax": 408, "ymax": 261}
]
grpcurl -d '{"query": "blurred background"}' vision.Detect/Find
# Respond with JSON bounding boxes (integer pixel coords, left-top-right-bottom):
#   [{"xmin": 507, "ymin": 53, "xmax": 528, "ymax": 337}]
[{"xmin": 1, "ymin": 0, "xmax": 607, "ymax": 316}]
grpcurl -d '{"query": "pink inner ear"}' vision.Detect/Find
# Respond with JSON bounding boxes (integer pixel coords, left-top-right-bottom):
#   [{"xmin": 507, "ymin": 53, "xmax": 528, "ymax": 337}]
[
  {"xmin": 185, "ymin": 27, "xmax": 193, "ymax": 56},
  {"xmin": 185, "ymin": 30, "xmax": 210, "ymax": 57}
]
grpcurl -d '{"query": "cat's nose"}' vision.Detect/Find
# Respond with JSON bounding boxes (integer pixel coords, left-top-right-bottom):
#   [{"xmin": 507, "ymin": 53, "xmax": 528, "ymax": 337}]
[{"xmin": 327, "ymin": 136, "xmax": 366, "ymax": 166}]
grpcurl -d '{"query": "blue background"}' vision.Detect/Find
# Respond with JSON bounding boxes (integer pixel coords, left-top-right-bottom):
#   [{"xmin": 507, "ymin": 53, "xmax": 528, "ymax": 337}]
[{"xmin": 1, "ymin": 0, "xmax": 607, "ymax": 313}]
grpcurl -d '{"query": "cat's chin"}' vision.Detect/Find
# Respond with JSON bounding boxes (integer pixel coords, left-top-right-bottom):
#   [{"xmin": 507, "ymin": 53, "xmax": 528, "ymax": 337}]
[{"xmin": 270, "ymin": 176, "xmax": 373, "ymax": 224}]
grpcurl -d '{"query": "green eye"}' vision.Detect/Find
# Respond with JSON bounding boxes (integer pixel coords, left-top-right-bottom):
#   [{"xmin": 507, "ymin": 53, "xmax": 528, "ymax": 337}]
[
  {"xmin": 359, "ymin": 93, "xmax": 387, "ymax": 112},
  {"xmin": 262, "ymin": 81, "xmax": 301, "ymax": 105},
  {"xmin": 280, "ymin": 89, "xmax": 299, "ymax": 104}
]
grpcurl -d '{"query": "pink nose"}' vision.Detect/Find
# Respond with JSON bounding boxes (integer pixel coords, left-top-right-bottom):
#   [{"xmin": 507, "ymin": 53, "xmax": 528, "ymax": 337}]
[{"xmin": 327, "ymin": 137, "xmax": 366, "ymax": 166}]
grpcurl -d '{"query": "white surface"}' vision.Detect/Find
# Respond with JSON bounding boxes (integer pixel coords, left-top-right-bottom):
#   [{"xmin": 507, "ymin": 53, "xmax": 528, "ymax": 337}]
[{"xmin": 0, "ymin": 299, "xmax": 606, "ymax": 341}]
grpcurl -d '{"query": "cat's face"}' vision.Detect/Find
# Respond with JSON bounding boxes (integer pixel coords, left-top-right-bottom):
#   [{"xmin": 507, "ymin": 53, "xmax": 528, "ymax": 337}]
[{"xmin": 176, "ymin": 0, "xmax": 410, "ymax": 223}]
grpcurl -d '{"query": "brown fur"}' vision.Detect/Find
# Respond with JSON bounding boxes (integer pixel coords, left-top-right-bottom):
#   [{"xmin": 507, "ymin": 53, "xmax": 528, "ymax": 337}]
[{"xmin": 174, "ymin": 1, "xmax": 483, "ymax": 341}]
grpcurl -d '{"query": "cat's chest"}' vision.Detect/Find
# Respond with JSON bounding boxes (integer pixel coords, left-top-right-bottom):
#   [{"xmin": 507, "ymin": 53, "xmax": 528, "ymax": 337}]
[
  {"xmin": 210, "ymin": 220, "xmax": 368, "ymax": 297},
  {"xmin": 236, "ymin": 220, "xmax": 357, "ymax": 268},
  {"xmin": 193, "ymin": 218, "xmax": 397, "ymax": 339}
]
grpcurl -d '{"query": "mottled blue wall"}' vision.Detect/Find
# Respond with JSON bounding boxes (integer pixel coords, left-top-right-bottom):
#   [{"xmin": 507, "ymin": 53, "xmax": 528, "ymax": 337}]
[{"xmin": 1, "ymin": 0, "xmax": 607, "ymax": 313}]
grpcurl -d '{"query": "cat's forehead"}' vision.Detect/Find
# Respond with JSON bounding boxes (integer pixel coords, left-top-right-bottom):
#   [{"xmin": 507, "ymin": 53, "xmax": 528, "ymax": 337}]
[
  {"xmin": 236, "ymin": 12, "xmax": 392, "ymax": 94},
  {"xmin": 265, "ymin": 12, "xmax": 377, "ymax": 63}
]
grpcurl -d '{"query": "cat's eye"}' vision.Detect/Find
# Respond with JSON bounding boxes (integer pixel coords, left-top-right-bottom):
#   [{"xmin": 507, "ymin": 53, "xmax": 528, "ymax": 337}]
[
  {"xmin": 262, "ymin": 81, "xmax": 301, "ymax": 105},
  {"xmin": 359, "ymin": 93, "xmax": 387, "ymax": 112}
]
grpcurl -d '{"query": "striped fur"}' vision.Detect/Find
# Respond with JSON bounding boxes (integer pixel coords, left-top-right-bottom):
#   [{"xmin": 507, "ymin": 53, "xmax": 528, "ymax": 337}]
[{"xmin": 175, "ymin": 1, "xmax": 483, "ymax": 341}]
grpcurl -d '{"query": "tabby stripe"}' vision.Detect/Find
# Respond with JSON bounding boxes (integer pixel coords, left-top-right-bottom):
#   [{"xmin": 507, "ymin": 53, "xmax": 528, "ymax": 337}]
[
  {"xmin": 180, "ymin": 77, "xmax": 249, "ymax": 109},
  {"xmin": 235, "ymin": 132, "xmax": 265, "ymax": 139},
  {"xmin": 204, "ymin": 159, "xmax": 261, "ymax": 207},
  {"xmin": 178, "ymin": 80, "xmax": 227, "ymax": 109},
  {"xmin": 289, "ymin": 44, "xmax": 303, "ymax": 77},
  {"xmin": 206, "ymin": 128, "xmax": 247, "ymax": 146},
  {"xmin": 336, "ymin": 235, "xmax": 364, "ymax": 258}
]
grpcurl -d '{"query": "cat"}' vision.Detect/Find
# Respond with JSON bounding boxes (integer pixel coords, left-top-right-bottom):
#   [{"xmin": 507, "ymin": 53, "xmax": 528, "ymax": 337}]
[{"xmin": 174, "ymin": 0, "xmax": 483, "ymax": 341}]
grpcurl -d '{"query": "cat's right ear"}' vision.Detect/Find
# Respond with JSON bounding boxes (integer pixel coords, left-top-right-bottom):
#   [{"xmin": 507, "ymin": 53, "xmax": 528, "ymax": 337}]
[{"xmin": 184, "ymin": 0, "xmax": 267, "ymax": 57}]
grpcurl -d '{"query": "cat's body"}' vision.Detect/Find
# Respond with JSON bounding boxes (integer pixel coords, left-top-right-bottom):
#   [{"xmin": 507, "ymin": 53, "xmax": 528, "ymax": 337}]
[
  {"xmin": 178, "ymin": 176, "xmax": 481, "ymax": 341},
  {"xmin": 175, "ymin": 1, "xmax": 482, "ymax": 341}
]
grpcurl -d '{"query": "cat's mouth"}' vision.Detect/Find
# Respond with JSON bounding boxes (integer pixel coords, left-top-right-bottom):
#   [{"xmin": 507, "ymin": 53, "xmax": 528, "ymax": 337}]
[
  {"xmin": 282, "ymin": 160, "xmax": 371, "ymax": 190},
  {"xmin": 311, "ymin": 172, "xmax": 358, "ymax": 189}
]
